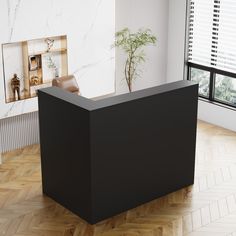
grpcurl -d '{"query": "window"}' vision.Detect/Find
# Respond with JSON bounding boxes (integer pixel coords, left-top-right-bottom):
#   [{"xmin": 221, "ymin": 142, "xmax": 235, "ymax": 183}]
[
  {"xmin": 214, "ymin": 75, "xmax": 236, "ymax": 105},
  {"xmin": 190, "ymin": 68, "xmax": 210, "ymax": 97},
  {"xmin": 187, "ymin": 0, "xmax": 236, "ymax": 108}
]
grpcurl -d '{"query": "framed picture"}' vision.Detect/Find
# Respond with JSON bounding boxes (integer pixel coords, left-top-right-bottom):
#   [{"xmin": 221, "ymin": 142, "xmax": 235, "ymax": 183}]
[{"xmin": 28, "ymin": 55, "xmax": 41, "ymax": 71}]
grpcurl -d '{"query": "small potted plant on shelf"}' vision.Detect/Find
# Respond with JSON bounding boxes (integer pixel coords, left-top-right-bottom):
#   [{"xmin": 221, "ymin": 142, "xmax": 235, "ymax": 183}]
[
  {"xmin": 46, "ymin": 56, "xmax": 59, "ymax": 78},
  {"xmin": 115, "ymin": 28, "xmax": 157, "ymax": 92}
]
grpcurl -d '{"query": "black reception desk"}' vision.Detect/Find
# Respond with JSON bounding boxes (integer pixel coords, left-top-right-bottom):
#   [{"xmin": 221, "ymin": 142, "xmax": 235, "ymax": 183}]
[{"xmin": 38, "ymin": 80, "xmax": 198, "ymax": 224}]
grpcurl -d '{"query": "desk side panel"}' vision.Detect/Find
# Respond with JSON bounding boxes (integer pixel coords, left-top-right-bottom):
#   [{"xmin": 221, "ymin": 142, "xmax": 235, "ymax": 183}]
[
  {"xmin": 38, "ymin": 91, "xmax": 92, "ymax": 221},
  {"xmin": 90, "ymin": 84, "xmax": 198, "ymax": 223}
]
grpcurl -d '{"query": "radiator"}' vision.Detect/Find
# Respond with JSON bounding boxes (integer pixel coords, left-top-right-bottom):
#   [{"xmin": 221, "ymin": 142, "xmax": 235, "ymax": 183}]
[{"xmin": 0, "ymin": 112, "xmax": 39, "ymax": 153}]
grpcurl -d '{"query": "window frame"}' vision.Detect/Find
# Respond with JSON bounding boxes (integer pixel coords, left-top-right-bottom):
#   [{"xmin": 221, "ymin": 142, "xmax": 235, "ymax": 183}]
[{"xmin": 187, "ymin": 62, "xmax": 236, "ymax": 109}]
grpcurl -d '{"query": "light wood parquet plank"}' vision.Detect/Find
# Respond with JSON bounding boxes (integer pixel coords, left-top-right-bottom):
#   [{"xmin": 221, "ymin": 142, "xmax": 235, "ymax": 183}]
[{"xmin": 0, "ymin": 120, "xmax": 236, "ymax": 235}]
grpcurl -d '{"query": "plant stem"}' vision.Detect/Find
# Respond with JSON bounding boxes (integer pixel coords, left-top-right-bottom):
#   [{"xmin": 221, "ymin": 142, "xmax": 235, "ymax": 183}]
[
  {"xmin": 125, "ymin": 58, "xmax": 129, "ymax": 90},
  {"xmin": 127, "ymin": 51, "xmax": 135, "ymax": 92}
]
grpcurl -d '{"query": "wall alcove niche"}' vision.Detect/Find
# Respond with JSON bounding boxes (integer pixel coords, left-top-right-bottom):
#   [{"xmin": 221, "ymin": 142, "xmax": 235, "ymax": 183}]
[{"xmin": 2, "ymin": 35, "xmax": 68, "ymax": 103}]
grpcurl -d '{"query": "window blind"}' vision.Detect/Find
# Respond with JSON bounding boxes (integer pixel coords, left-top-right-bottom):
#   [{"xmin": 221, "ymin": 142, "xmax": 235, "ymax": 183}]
[{"xmin": 188, "ymin": 0, "xmax": 236, "ymax": 73}]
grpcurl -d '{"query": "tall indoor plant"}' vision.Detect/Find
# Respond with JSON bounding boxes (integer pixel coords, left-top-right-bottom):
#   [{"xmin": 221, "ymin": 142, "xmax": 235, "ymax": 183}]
[{"xmin": 115, "ymin": 28, "xmax": 157, "ymax": 92}]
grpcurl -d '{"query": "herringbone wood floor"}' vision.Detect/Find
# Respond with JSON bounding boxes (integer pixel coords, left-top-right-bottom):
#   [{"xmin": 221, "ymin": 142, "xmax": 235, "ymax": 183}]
[{"xmin": 1, "ymin": 120, "xmax": 236, "ymax": 236}]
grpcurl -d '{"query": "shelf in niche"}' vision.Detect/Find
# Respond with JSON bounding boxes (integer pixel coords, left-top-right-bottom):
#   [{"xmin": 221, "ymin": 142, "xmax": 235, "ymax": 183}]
[
  {"xmin": 30, "ymin": 82, "xmax": 43, "ymax": 87},
  {"xmin": 28, "ymin": 48, "xmax": 67, "ymax": 56}
]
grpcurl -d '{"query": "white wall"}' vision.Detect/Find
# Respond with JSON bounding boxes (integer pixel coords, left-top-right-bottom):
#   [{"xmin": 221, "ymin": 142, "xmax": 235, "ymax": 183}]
[
  {"xmin": 115, "ymin": 0, "xmax": 169, "ymax": 94},
  {"xmin": 198, "ymin": 101, "xmax": 236, "ymax": 131},
  {"xmin": 0, "ymin": 0, "xmax": 115, "ymax": 119},
  {"xmin": 166, "ymin": 0, "xmax": 236, "ymax": 132},
  {"xmin": 166, "ymin": 0, "xmax": 187, "ymax": 83}
]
